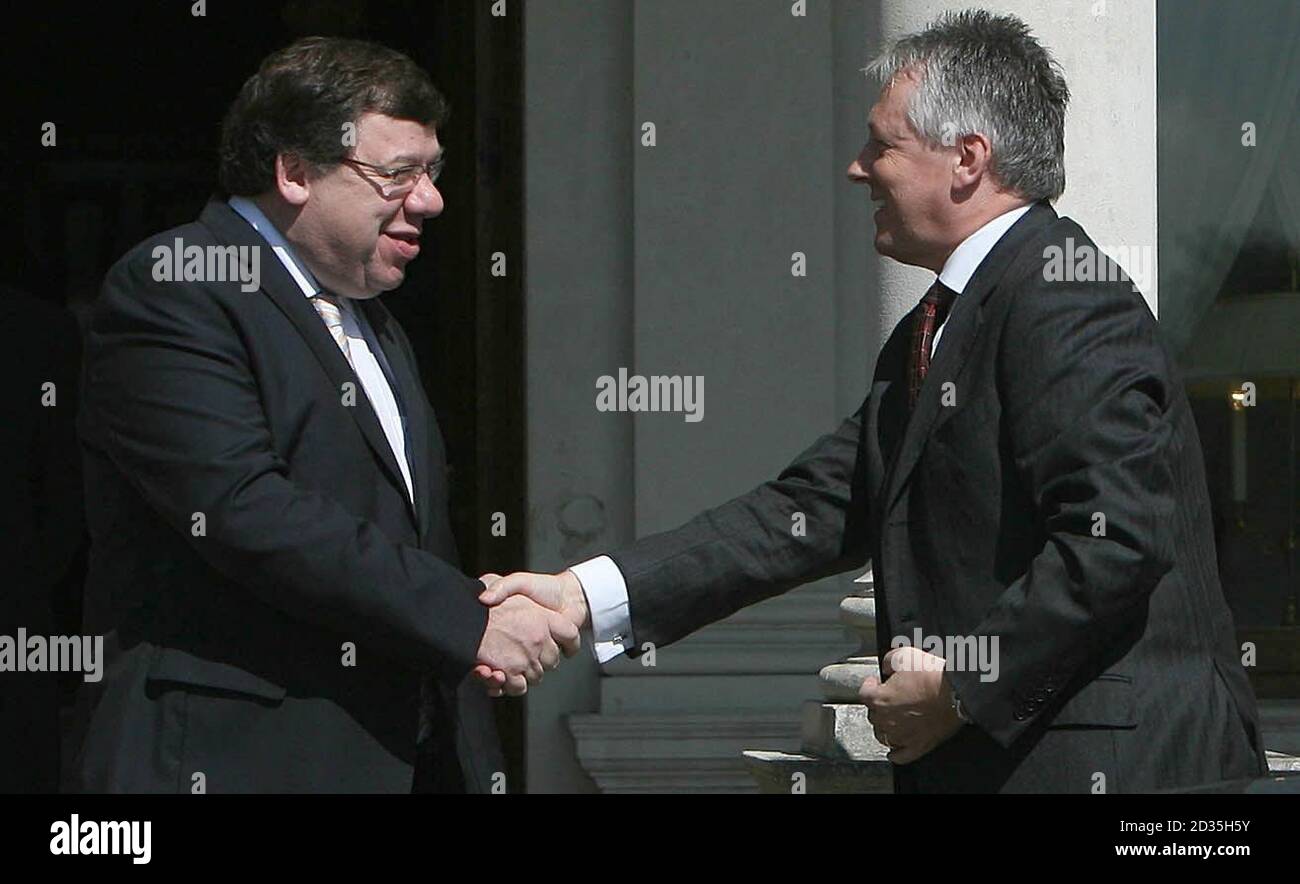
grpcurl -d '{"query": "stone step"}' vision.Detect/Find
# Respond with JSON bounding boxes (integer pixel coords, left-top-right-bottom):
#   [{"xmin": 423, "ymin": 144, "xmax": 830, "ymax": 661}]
[
  {"xmin": 838, "ymin": 595, "xmax": 876, "ymax": 627},
  {"xmin": 818, "ymin": 657, "xmax": 879, "ymax": 701},
  {"xmin": 801, "ymin": 700, "xmax": 888, "ymax": 761},
  {"xmin": 743, "ymin": 750, "xmax": 892, "ymax": 794}
]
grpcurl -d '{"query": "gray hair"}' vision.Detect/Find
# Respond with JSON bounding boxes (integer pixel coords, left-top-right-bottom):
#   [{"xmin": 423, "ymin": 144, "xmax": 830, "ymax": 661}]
[{"xmin": 865, "ymin": 10, "xmax": 1069, "ymax": 202}]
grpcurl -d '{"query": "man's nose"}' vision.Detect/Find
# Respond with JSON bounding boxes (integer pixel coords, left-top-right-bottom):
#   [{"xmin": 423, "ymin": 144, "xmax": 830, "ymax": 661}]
[
  {"xmin": 405, "ymin": 174, "xmax": 444, "ymax": 218},
  {"xmin": 847, "ymin": 154, "xmax": 869, "ymax": 184}
]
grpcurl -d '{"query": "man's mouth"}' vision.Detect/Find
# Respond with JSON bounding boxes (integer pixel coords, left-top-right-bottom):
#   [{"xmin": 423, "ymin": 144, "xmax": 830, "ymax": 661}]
[{"xmin": 384, "ymin": 231, "xmax": 421, "ymax": 259}]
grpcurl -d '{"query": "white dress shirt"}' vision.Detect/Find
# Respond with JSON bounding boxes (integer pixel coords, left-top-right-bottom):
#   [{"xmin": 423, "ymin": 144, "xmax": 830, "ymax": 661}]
[
  {"xmin": 228, "ymin": 196, "xmax": 416, "ymax": 506},
  {"xmin": 570, "ymin": 203, "xmax": 1034, "ymax": 663}
]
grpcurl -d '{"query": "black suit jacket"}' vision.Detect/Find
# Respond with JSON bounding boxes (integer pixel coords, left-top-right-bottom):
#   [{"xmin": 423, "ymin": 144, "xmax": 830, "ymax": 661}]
[
  {"xmin": 71, "ymin": 199, "xmax": 503, "ymax": 793},
  {"xmin": 610, "ymin": 202, "xmax": 1267, "ymax": 793}
]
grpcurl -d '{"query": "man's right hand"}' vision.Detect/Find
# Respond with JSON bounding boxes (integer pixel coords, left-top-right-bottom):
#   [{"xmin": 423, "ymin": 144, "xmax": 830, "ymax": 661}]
[
  {"xmin": 479, "ymin": 570, "xmax": 591, "ymax": 631},
  {"xmin": 474, "ymin": 588, "xmax": 581, "ymax": 698}
]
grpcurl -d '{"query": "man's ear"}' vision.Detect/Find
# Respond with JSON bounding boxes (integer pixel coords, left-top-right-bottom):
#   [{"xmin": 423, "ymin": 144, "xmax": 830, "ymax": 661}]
[
  {"xmin": 274, "ymin": 152, "xmax": 312, "ymax": 207},
  {"xmin": 953, "ymin": 131, "xmax": 994, "ymax": 192}
]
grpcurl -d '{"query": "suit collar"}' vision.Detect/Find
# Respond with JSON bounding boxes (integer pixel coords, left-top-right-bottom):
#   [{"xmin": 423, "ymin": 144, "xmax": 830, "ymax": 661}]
[
  {"xmin": 197, "ymin": 198, "xmax": 421, "ymax": 531},
  {"xmin": 937, "ymin": 204, "xmax": 1034, "ymax": 295},
  {"xmin": 226, "ymin": 195, "xmax": 324, "ymax": 299},
  {"xmin": 880, "ymin": 200, "xmax": 1058, "ymax": 516},
  {"xmin": 956, "ymin": 200, "xmax": 1057, "ymax": 307}
]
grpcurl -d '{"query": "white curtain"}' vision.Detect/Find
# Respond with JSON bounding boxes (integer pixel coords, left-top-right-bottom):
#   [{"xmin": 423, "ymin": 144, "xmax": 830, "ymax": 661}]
[{"xmin": 1158, "ymin": 0, "xmax": 1300, "ymax": 356}]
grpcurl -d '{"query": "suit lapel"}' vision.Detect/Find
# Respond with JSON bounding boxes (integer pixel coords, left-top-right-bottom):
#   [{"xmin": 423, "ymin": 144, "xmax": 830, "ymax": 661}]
[
  {"xmin": 358, "ymin": 297, "xmax": 430, "ymax": 539},
  {"xmin": 880, "ymin": 202, "xmax": 1058, "ymax": 516},
  {"xmin": 197, "ymin": 199, "xmax": 414, "ymax": 515}
]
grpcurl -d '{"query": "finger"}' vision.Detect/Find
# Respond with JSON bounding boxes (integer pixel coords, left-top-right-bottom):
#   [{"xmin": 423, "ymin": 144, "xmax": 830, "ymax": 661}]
[
  {"xmin": 471, "ymin": 663, "xmax": 507, "ymax": 694},
  {"xmin": 479, "ymin": 573, "xmax": 503, "ymax": 590},
  {"xmin": 473, "ymin": 668, "xmax": 508, "ymax": 698},
  {"xmin": 535, "ymin": 634, "xmax": 561, "ymax": 670},
  {"xmin": 502, "ymin": 674, "xmax": 528, "ymax": 697},
  {"xmin": 880, "ymin": 651, "xmax": 896, "ymax": 679},
  {"xmin": 539, "ymin": 640, "xmax": 561, "ymax": 672},
  {"xmin": 479, "ymin": 573, "xmax": 558, "ymax": 608},
  {"xmin": 859, "ymin": 676, "xmax": 882, "ymax": 705},
  {"xmin": 478, "ymin": 572, "xmax": 533, "ymax": 605},
  {"xmin": 546, "ymin": 611, "xmax": 581, "ymax": 657}
]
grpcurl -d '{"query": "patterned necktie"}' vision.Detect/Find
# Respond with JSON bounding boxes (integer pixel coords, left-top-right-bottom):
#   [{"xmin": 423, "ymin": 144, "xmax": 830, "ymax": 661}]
[
  {"xmin": 311, "ymin": 293, "xmax": 353, "ymax": 366},
  {"xmin": 908, "ymin": 280, "xmax": 957, "ymax": 411}
]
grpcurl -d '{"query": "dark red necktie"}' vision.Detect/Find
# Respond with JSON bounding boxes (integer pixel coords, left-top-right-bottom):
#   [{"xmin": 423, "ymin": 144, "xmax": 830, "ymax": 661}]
[{"xmin": 908, "ymin": 280, "xmax": 957, "ymax": 411}]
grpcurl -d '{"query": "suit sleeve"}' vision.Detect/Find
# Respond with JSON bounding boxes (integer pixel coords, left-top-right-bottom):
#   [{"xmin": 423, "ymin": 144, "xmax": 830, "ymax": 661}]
[
  {"xmin": 610, "ymin": 399, "xmax": 872, "ymax": 653},
  {"xmin": 81, "ymin": 255, "xmax": 487, "ymax": 680},
  {"xmin": 946, "ymin": 277, "xmax": 1176, "ymax": 747}
]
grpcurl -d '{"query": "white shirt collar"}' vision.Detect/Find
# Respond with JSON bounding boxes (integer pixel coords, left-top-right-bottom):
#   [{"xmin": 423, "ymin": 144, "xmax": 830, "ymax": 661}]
[
  {"xmin": 936, "ymin": 204, "xmax": 1033, "ymax": 295},
  {"xmin": 228, "ymin": 195, "xmax": 326, "ymax": 300}
]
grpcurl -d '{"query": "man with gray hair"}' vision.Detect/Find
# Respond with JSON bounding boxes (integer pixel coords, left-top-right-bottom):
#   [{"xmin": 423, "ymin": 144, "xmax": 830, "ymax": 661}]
[{"xmin": 482, "ymin": 10, "xmax": 1265, "ymax": 792}]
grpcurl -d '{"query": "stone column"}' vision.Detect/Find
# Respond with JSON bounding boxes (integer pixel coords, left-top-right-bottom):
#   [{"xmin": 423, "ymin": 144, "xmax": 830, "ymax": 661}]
[
  {"xmin": 745, "ymin": 570, "xmax": 892, "ymax": 793},
  {"xmin": 524, "ymin": 0, "xmax": 873, "ymax": 793}
]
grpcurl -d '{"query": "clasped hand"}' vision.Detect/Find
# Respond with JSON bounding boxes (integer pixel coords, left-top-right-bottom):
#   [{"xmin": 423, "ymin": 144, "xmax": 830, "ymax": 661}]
[
  {"xmin": 859, "ymin": 646, "xmax": 965, "ymax": 764},
  {"xmin": 472, "ymin": 571, "xmax": 590, "ymax": 698}
]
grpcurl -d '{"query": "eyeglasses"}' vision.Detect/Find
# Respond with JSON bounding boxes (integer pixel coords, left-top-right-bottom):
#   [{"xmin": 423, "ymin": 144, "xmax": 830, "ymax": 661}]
[{"xmin": 340, "ymin": 155, "xmax": 445, "ymax": 199}]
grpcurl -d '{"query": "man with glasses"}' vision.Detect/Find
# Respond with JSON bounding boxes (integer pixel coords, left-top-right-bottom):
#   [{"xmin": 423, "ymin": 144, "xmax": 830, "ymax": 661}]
[{"xmin": 71, "ymin": 37, "xmax": 576, "ymax": 793}]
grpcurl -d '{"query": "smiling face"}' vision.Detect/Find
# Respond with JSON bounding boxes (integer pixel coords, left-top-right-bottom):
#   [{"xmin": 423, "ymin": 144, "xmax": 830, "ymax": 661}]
[
  {"xmin": 281, "ymin": 112, "xmax": 443, "ymax": 298},
  {"xmin": 847, "ymin": 71, "xmax": 959, "ymax": 272}
]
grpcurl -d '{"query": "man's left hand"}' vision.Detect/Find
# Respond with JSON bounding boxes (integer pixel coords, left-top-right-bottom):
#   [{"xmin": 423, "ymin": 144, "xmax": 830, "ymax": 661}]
[{"xmin": 859, "ymin": 646, "xmax": 966, "ymax": 765}]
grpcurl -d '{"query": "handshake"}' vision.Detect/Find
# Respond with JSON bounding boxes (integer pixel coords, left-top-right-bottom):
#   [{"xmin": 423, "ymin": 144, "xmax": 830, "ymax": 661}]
[{"xmin": 471, "ymin": 571, "xmax": 591, "ymax": 697}]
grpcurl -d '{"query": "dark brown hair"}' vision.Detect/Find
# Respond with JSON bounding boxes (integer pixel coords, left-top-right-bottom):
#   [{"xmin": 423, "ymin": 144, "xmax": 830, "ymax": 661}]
[{"xmin": 218, "ymin": 37, "xmax": 448, "ymax": 196}]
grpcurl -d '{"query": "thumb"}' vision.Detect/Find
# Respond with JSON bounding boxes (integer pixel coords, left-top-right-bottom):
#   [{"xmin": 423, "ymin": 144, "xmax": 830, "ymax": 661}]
[
  {"xmin": 479, "ymin": 573, "xmax": 503, "ymax": 591},
  {"xmin": 859, "ymin": 675, "xmax": 882, "ymax": 704},
  {"xmin": 479, "ymin": 572, "xmax": 549, "ymax": 606}
]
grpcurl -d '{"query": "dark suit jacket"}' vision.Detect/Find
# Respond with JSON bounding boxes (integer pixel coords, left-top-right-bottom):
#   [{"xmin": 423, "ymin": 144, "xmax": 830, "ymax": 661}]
[
  {"xmin": 610, "ymin": 202, "xmax": 1267, "ymax": 793},
  {"xmin": 70, "ymin": 199, "xmax": 503, "ymax": 793}
]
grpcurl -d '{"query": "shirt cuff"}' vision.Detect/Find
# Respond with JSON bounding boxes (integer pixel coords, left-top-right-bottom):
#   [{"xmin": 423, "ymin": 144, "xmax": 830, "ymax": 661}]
[{"xmin": 568, "ymin": 555, "xmax": 632, "ymax": 664}]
